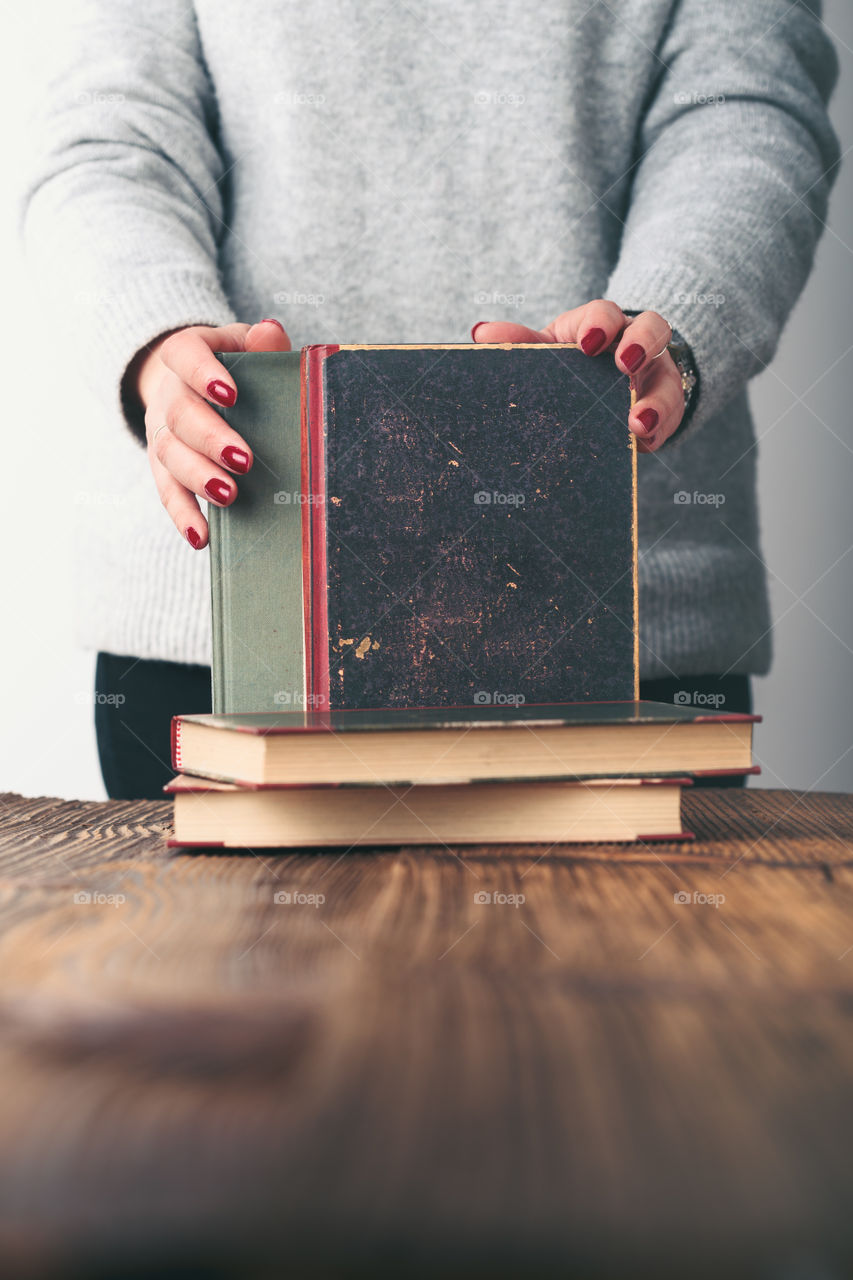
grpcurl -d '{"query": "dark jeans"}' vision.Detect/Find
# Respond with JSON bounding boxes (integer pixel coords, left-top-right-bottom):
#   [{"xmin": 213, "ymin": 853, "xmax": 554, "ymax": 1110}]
[{"xmin": 94, "ymin": 652, "xmax": 753, "ymax": 800}]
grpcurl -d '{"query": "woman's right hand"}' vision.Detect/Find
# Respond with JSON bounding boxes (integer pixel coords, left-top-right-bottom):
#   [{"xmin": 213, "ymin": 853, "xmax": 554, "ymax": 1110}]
[{"xmin": 134, "ymin": 318, "xmax": 292, "ymax": 548}]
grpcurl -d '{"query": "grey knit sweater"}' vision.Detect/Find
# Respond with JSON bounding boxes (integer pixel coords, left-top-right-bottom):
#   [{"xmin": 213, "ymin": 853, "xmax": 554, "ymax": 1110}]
[{"xmin": 19, "ymin": 0, "xmax": 839, "ymax": 678}]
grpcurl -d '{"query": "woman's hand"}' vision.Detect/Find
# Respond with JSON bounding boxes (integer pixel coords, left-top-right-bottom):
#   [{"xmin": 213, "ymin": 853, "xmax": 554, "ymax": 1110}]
[
  {"xmin": 133, "ymin": 318, "xmax": 292, "ymax": 548},
  {"xmin": 471, "ymin": 301, "xmax": 683, "ymax": 452}
]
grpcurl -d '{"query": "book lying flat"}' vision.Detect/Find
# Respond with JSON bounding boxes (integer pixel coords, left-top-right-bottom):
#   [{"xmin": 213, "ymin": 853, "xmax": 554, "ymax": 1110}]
[
  {"xmin": 209, "ymin": 344, "xmax": 637, "ymax": 714},
  {"xmin": 165, "ymin": 774, "xmax": 693, "ymax": 848},
  {"xmin": 171, "ymin": 701, "xmax": 760, "ymax": 787}
]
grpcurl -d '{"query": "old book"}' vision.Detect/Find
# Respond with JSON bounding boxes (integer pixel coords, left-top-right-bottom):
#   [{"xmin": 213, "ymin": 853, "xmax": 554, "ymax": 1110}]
[
  {"xmin": 170, "ymin": 701, "xmax": 760, "ymax": 788},
  {"xmin": 210, "ymin": 344, "xmax": 637, "ymax": 714},
  {"xmin": 165, "ymin": 774, "xmax": 693, "ymax": 848}
]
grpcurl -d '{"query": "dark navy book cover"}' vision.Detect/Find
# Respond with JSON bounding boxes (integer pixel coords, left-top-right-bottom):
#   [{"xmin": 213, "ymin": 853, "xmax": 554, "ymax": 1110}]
[{"xmin": 310, "ymin": 344, "xmax": 637, "ymax": 710}]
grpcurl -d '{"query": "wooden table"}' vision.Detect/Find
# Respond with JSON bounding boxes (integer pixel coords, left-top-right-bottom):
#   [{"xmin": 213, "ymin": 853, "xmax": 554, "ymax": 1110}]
[{"xmin": 0, "ymin": 788, "xmax": 851, "ymax": 1278}]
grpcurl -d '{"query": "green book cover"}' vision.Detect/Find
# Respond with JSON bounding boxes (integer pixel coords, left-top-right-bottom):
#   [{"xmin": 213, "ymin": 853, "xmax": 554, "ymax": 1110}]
[{"xmin": 209, "ymin": 350, "xmax": 304, "ymax": 714}]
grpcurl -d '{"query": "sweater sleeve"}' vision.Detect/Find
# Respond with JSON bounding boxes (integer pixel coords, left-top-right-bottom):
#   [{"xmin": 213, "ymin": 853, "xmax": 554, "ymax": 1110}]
[
  {"xmin": 605, "ymin": 0, "xmax": 840, "ymax": 445},
  {"xmin": 18, "ymin": 0, "xmax": 239, "ymax": 443}
]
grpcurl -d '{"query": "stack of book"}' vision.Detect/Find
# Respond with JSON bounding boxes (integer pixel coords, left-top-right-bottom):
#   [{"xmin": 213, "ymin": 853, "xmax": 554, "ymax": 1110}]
[
  {"xmin": 165, "ymin": 702, "xmax": 759, "ymax": 848},
  {"xmin": 165, "ymin": 344, "xmax": 757, "ymax": 848}
]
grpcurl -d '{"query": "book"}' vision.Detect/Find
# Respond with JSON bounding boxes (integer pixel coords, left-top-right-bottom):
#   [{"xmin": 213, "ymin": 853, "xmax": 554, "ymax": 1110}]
[
  {"xmin": 170, "ymin": 701, "xmax": 760, "ymax": 788},
  {"xmin": 210, "ymin": 344, "xmax": 637, "ymax": 714},
  {"xmin": 165, "ymin": 774, "xmax": 693, "ymax": 848}
]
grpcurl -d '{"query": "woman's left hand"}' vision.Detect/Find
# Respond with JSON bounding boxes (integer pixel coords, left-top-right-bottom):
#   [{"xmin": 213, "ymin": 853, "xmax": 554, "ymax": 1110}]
[{"xmin": 471, "ymin": 301, "xmax": 684, "ymax": 452}]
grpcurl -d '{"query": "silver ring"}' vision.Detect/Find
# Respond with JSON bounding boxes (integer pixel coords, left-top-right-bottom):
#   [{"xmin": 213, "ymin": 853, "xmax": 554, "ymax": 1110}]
[
  {"xmin": 651, "ymin": 321, "xmax": 673, "ymax": 360},
  {"xmin": 151, "ymin": 424, "xmax": 170, "ymax": 445}
]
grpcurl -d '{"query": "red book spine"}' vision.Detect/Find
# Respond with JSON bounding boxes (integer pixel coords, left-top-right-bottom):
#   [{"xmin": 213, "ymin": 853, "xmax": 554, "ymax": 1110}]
[
  {"xmin": 299, "ymin": 349, "xmax": 313, "ymax": 698},
  {"xmin": 305, "ymin": 344, "xmax": 339, "ymax": 710}
]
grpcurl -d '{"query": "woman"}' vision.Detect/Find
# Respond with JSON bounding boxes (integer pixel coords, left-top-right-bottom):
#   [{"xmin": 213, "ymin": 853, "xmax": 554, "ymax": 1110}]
[{"xmin": 19, "ymin": 1, "xmax": 839, "ymax": 798}]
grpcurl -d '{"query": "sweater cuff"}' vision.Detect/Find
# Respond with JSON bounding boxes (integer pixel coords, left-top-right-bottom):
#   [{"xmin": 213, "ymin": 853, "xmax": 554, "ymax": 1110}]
[{"xmin": 86, "ymin": 269, "xmax": 239, "ymax": 445}]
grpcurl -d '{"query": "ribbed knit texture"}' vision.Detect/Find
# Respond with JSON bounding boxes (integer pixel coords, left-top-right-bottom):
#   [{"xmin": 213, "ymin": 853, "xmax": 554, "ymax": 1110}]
[{"xmin": 19, "ymin": 0, "xmax": 839, "ymax": 677}]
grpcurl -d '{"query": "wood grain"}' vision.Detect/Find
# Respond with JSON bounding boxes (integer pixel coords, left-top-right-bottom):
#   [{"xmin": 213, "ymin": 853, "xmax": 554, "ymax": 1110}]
[{"xmin": 0, "ymin": 788, "xmax": 851, "ymax": 1278}]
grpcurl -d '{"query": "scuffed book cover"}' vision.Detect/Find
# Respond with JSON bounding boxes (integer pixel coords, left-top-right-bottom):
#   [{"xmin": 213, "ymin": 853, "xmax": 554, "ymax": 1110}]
[
  {"xmin": 172, "ymin": 700, "xmax": 760, "ymax": 740},
  {"xmin": 169, "ymin": 701, "xmax": 757, "ymax": 789},
  {"xmin": 208, "ymin": 350, "xmax": 305, "ymax": 714},
  {"xmin": 305, "ymin": 343, "xmax": 637, "ymax": 710}
]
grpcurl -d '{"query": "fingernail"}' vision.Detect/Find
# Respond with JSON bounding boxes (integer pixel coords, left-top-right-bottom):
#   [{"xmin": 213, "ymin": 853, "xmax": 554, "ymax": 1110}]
[
  {"xmin": 259, "ymin": 318, "xmax": 285, "ymax": 331},
  {"xmin": 580, "ymin": 327, "xmax": 606, "ymax": 357},
  {"xmin": 186, "ymin": 527, "xmax": 203, "ymax": 549},
  {"xmin": 637, "ymin": 407, "xmax": 659, "ymax": 434},
  {"xmin": 207, "ymin": 379, "xmax": 236, "ymax": 407},
  {"xmin": 204, "ymin": 478, "xmax": 233, "ymax": 504},
  {"xmin": 220, "ymin": 445, "xmax": 251, "ymax": 474},
  {"xmin": 621, "ymin": 344, "xmax": 645, "ymax": 374},
  {"xmin": 470, "ymin": 322, "xmax": 489, "ymax": 342}
]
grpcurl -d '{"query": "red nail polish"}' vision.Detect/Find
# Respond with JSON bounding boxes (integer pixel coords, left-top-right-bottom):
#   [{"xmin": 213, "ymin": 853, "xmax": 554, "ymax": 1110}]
[
  {"xmin": 186, "ymin": 527, "xmax": 203, "ymax": 549},
  {"xmin": 204, "ymin": 478, "xmax": 233, "ymax": 504},
  {"xmin": 471, "ymin": 322, "xmax": 489, "ymax": 342},
  {"xmin": 260, "ymin": 318, "xmax": 285, "ymax": 331},
  {"xmin": 220, "ymin": 445, "xmax": 251, "ymax": 474},
  {"xmin": 580, "ymin": 327, "xmax": 606, "ymax": 356},
  {"xmin": 621, "ymin": 344, "xmax": 645, "ymax": 374},
  {"xmin": 637, "ymin": 407, "xmax": 659, "ymax": 433},
  {"xmin": 207, "ymin": 379, "xmax": 236, "ymax": 407}
]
